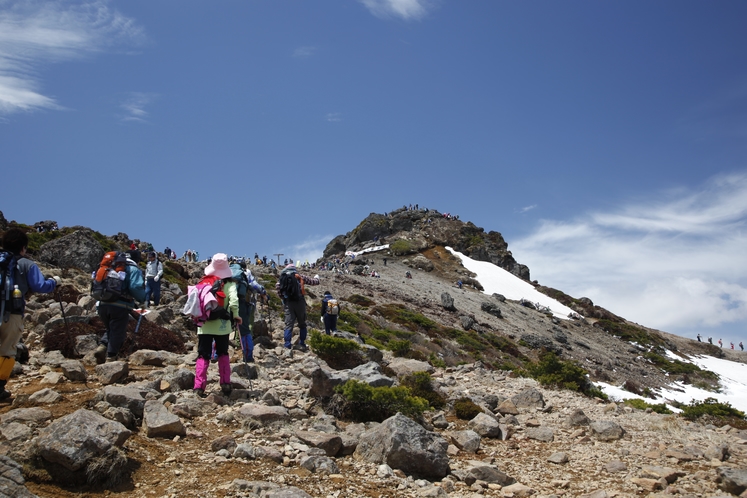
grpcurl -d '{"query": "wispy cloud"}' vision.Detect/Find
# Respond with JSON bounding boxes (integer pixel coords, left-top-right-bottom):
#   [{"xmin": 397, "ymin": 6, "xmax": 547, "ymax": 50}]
[
  {"xmin": 293, "ymin": 46, "xmax": 316, "ymax": 58},
  {"xmin": 359, "ymin": 0, "xmax": 432, "ymax": 21},
  {"xmin": 512, "ymin": 171, "xmax": 747, "ymax": 337},
  {"xmin": 0, "ymin": 0, "xmax": 144, "ymax": 116},
  {"xmin": 518, "ymin": 204, "xmax": 537, "ymax": 214},
  {"xmin": 282, "ymin": 235, "xmax": 331, "ymax": 266},
  {"xmin": 119, "ymin": 91, "xmax": 155, "ymax": 123},
  {"xmin": 325, "ymin": 112, "xmax": 342, "ymax": 122}
]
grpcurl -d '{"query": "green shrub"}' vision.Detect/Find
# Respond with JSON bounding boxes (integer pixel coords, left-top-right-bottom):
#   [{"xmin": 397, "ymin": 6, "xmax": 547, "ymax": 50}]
[
  {"xmin": 388, "ymin": 339, "xmax": 411, "ymax": 357},
  {"xmin": 623, "ymin": 398, "xmax": 672, "ymax": 414},
  {"xmin": 401, "ymin": 372, "xmax": 446, "ymax": 409},
  {"xmin": 428, "ymin": 353, "xmax": 446, "ymax": 369},
  {"xmin": 454, "ymin": 397, "xmax": 482, "ymax": 420},
  {"xmin": 348, "ymin": 294, "xmax": 375, "ymax": 307},
  {"xmin": 333, "ymin": 380, "xmax": 429, "ymax": 422},
  {"xmin": 526, "ymin": 352, "xmax": 601, "ymax": 397},
  {"xmin": 681, "ymin": 398, "xmax": 746, "ymax": 423},
  {"xmin": 308, "ymin": 331, "xmax": 364, "ymax": 369},
  {"xmin": 390, "ymin": 239, "xmax": 414, "ymax": 255}
]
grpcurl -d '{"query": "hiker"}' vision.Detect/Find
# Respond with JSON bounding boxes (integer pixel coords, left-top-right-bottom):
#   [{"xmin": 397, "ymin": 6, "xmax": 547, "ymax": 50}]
[
  {"xmin": 405, "ymin": 270, "xmax": 412, "ymax": 279},
  {"xmin": 321, "ymin": 291, "xmax": 339, "ymax": 335},
  {"xmin": 730, "ymin": 342, "xmax": 734, "ymax": 350},
  {"xmin": 144, "ymin": 252, "xmax": 164, "ymax": 307},
  {"xmin": 275, "ymin": 263, "xmax": 319, "ymax": 350},
  {"xmin": 128, "ymin": 242, "xmax": 141, "ymax": 264},
  {"xmin": 718, "ymin": 338, "xmax": 723, "ymax": 348},
  {"xmin": 457, "ymin": 280, "xmax": 463, "ymax": 289},
  {"xmin": 740, "ymin": 342, "xmax": 744, "ymax": 351},
  {"xmin": 93, "ymin": 253, "xmax": 146, "ymax": 363},
  {"xmin": 163, "ymin": 247, "xmax": 172, "ymax": 259},
  {"xmin": 708, "ymin": 337, "xmax": 713, "ymax": 344},
  {"xmin": 0, "ymin": 229, "xmax": 61, "ymax": 401},
  {"xmin": 232, "ymin": 261, "xmax": 266, "ymax": 363},
  {"xmin": 697, "ymin": 333, "xmax": 701, "ymax": 342},
  {"xmin": 262, "ymin": 255, "xmax": 267, "ymax": 266},
  {"xmin": 193, "ymin": 254, "xmax": 242, "ymax": 397},
  {"xmin": 383, "ymin": 257, "xmax": 387, "ymax": 266}
]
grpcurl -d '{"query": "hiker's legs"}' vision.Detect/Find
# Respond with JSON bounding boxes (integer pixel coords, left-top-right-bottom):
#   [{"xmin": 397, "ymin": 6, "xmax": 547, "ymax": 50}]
[
  {"xmin": 323, "ymin": 314, "xmax": 334, "ymax": 335},
  {"xmin": 283, "ymin": 302, "xmax": 298, "ymax": 348},
  {"xmin": 0, "ymin": 314, "xmax": 23, "ymax": 357},
  {"xmin": 194, "ymin": 357, "xmax": 209, "ymax": 390},
  {"xmin": 240, "ymin": 333, "xmax": 254, "ymax": 361},
  {"xmin": 195, "ymin": 334, "xmax": 215, "ymax": 389},
  {"xmin": 144, "ymin": 278, "xmax": 154, "ymax": 307},
  {"xmin": 152, "ymin": 279, "xmax": 162, "ymax": 306},
  {"xmin": 99, "ymin": 305, "xmax": 129, "ymax": 358}
]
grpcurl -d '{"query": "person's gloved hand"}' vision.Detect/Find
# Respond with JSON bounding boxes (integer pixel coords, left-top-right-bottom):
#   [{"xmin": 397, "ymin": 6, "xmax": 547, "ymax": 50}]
[
  {"xmin": 233, "ymin": 316, "xmax": 243, "ymax": 325},
  {"xmin": 154, "ymin": 275, "xmax": 160, "ymax": 282},
  {"xmin": 314, "ymin": 275, "xmax": 319, "ymax": 280},
  {"xmin": 52, "ymin": 276, "xmax": 62, "ymax": 287}
]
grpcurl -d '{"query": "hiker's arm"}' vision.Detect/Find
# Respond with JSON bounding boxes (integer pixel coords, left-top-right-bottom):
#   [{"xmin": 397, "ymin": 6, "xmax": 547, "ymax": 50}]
[
  {"xmin": 300, "ymin": 274, "xmax": 319, "ymax": 286},
  {"xmin": 156, "ymin": 262, "xmax": 164, "ymax": 280},
  {"xmin": 25, "ymin": 263, "xmax": 56, "ymax": 293},
  {"xmin": 226, "ymin": 282, "xmax": 240, "ymax": 320}
]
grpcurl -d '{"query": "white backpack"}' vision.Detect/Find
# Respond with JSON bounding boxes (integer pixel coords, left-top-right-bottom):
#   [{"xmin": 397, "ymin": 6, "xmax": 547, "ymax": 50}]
[{"xmin": 326, "ymin": 298, "xmax": 339, "ymax": 315}]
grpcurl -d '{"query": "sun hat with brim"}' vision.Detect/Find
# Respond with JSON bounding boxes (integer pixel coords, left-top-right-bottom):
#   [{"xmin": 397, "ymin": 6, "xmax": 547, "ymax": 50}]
[{"xmin": 205, "ymin": 253, "xmax": 233, "ymax": 279}]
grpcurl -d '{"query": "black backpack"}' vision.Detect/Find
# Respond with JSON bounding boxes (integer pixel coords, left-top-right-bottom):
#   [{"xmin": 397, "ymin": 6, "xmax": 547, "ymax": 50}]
[
  {"xmin": 278, "ymin": 269, "xmax": 302, "ymax": 301},
  {"xmin": 0, "ymin": 251, "xmax": 20, "ymax": 322}
]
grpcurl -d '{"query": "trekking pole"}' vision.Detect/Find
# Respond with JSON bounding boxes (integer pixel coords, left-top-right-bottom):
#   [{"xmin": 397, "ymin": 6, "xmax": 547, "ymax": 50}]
[
  {"xmin": 235, "ymin": 320, "xmax": 253, "ymax": 391},
  {"xmin": 56, "ymin": 287, "xmax": 69, "ymax": 330},
  {"xmin": 128, "ymin": 307, "xmax": 145, "ymax": 355}
]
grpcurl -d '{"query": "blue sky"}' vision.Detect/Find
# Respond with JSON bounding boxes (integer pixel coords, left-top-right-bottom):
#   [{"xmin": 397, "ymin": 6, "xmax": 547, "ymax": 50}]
[{"xmin": 2, "ymin": 0, "xmax": 746, "ymax": 347}]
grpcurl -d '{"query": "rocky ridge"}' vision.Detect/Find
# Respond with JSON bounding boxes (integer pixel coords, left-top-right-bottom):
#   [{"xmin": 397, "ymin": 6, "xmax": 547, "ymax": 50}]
[{"xmin": 0, "ymin": 212, "xmax": 746, "ymax": 497}]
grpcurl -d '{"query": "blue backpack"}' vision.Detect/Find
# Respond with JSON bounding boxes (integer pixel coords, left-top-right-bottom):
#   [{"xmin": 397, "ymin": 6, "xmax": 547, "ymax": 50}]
[{"xmin": 0, "ymin": 251, "xmax": 20, "ymax": 322}]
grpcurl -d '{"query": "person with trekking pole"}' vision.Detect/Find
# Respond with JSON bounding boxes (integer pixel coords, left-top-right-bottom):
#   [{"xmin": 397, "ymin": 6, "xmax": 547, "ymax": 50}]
[{"xmin": 0, "ymin": 229, "xmax": 61, "ymax": 401}]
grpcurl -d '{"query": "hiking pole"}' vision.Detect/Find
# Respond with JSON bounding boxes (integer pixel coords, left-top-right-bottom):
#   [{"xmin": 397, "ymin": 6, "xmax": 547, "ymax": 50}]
[
  {"xmin": 56, "ymin": 287, "xmax": 69, "ymax": 330},
  {"xmin": 236, "ymin": 320, "xmax": 253, "ymax": 391},
  {"xmin": 128, "ymin": 308, "xmax": 145, "ymax": 355}
]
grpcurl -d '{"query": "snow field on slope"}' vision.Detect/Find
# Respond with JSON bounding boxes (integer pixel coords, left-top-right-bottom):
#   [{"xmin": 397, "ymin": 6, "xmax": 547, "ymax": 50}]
[{"xmin": 446, "ymin": 247, "xmax": 576, "ymax": 320}]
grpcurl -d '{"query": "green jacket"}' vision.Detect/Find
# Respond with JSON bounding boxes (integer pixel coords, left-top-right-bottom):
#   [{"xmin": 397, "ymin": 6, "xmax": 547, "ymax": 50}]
[{"xmin": 197, "ymin": 280, "xmax": 239, "ymax": 336}]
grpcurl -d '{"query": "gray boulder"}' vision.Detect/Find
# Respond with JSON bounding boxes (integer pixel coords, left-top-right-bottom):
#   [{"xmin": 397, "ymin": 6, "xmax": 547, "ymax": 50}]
[
  {"xmin": 95, "ymin": 361, "xmax": 129, "ymax": 385},
  {"xmin": 101, "ymin": 385, "xmax": 148, "ymax": 418},
  {"xmin": 441, "ymin": 292, "xmax": 456, "ymax": 311},
  {"xmin": 387, "ymin": 358, "xmax": 434, "ymax": 377},
  {"xmin": 465, "ymin": 461, "xmax": 516, "ymax": 485},
  {"xmin": 142, "ymin": 400, "xmax": 186, "ymax": 438},
  {"xmin": 28, "ymin": 388, "xmax": 62, "ymax": 405},
  {"xmin": 717, "ymin": 466, "xmax": 747, "ymax": 495},
  {"xmin": 1, "ymin": 407, "xmax": 52, "ymax": 426},
  {"xmin": 60, "ymin": 360, "xmax": 87, "ymax": 382},
  {"xmin": 349, "ymin": 362, "xmax": 395, "ymax": 388},
  {"xmin": 451, "ymin": 430, "xmax": 481, "ymax": 453},
  {"xmin": 38, "ymin": 228, "xmax": 104, "ymax": 273},
  {"xmin": 295, "ymin": 430, "xmax": 342, "ymax": 457},
  {"xmin": 355, "ymin": 413, "xmax": 450, "ymax": 479},
  {"xmin": 526, "ymin": 426, "xmax": 554, "ymax": 442},
  {"xmin": 565, "ymin": 408, "xmax": 590, "ymax": 426},
  {"xmin": 468, "ymin": 412, "xmax": 502, "ymax": 438},
  {"xmin": 307, "ymin": 366, "xmax": 350, "ymax": 398},
  {"xmin": 511, "ymin": 388, "xmax": 545, "ymax": 410},
  {"xmin": 34, "ymin": 409, "xmax": 131, "ymax": 471},
  {"xmin": 0, "ymin": 455, "xmax": 38, "ymax": 498},
  {"xmin": 590, "ymin": 420, "xmax": 626, "ymax": 441},
  {"xmin": 299, "ymin": 455, "xmax": 340, "ymax": 474},
  {"xmin": 481, "ymin": 302, "xmax": 502, "ymax": 318},
  {"xmin": 237, "ymin": 404, "xmax": 290, "ymax": 425}
]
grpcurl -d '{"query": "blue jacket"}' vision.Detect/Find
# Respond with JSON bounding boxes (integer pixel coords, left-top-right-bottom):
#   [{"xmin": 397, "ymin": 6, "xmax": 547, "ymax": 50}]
[{"xmin": 11, "ymin": 256, "xmax": 57, "ymax": 316}]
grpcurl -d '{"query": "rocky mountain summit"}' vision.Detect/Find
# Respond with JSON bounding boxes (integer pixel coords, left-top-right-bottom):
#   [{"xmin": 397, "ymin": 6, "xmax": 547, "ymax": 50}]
[{"xmin": 0, "ymin": 211, "xmax": 746, "ymax": 498}]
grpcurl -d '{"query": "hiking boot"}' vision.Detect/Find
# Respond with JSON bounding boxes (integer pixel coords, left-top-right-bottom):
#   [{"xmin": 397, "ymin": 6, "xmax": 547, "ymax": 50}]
[
  {"xmin": 221, "ymin": 383, "xmax": 232, "ymax": 395},
  {"xmin": 105, "ymin": 355, "xmax": 121, "ymax": 363},
  {"xmin": 93, "ymin": 344, "xmax": 107, "ymax": 364},
  {"xmin": 293, "ymin": 343, "xmax": 308, "ymax": 352},
  {"xmin": 0, "ymin": 390, "xmax": 11, "ymax": 402},
  {"xmin": 193, "ymin": 388, "xmax": 206, "ymax": 398}
]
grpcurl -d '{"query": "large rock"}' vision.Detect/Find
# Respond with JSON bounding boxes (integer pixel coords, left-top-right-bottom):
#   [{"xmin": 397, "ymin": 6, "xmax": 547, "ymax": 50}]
[
  {"xmin": 142, "ymin": 400, "xmax": 186, "ymax": 438},
  {"xmin": 307, "ymin": 366, "xmax": 350, "ymax": 398},
  {"xmin": 34, "ymin": 409, "xmax": 131, "ymax": 471},
  {"xmin": 511, "ymin": 388, "xmax": 545, "ymax": 410},
  {"xmin": 237, "ymin": 404, "xmax": 290, "ymax": 425},
  {"xmin": 468, "ymin": 412, "xmax": 502, "ymax": 438},
  {"xmin": 465, "ymin": 461, "xmax": 516, "ymax": 485},
  {"xmin": 295, "ymin": 431, "xmax": 342, "ymax": 457},
  {"xmin": 1, "ymin": 407, "xmax": 52, "ymax": 426},
  {"xmin": 441, "ymin": 293, "xmax": 456, "ymax": 311},
  {"xmin": 355, "ymin": 413, "xmax": 450, "ymax": 479},
  {"xmin": 349, "ymin": 362, "xmax": 395, "ymax": 388},
  {"xmin": 590, "ymin": 420, "xmax": 625, "ymax": 441},
  {"xmin": 451, "ymin": 430, "xmax": 481, "ymax": 453},
  {"xmin": 60, "ymin": 360, "xmax": 88, "ymax": 382},
  {"xmin": 480, "ymin": 302, "xmax": 502, "ymax": 318},
  {"xmin": 102, "ymin": 385, "xmax": 148, "ymax": 418},
  {"xmin": 717, "ymin": 467, "xmax": 747, "ymax": 495},
  {"xmin": 386, "ymin": 358, "xmax": 434, "ymax": 377},
  {"xmin": 38, "ymin": 228, "xmax": 105, "ymax": 273},
  {"xmin": 0, "ymin": 455, "xmax": 38, "ymax": 498},
  {"xmin": 95, "ymin": 361, "xmax": 129, "ymax": 385}
]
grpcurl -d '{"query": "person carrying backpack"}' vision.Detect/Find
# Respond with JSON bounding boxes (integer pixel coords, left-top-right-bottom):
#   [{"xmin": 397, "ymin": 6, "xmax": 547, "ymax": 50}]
[
  {"xmin": 93, "ymin": 251, "xmax": 146, "ymax": 363},
  {"xmin": 229, "ymin": 261, "xmax": 266, "ymax": 362},
  {"xmin": 321, "ymin": 291, "xmax": 339, "ymax": 335},
  {"xmin": 144, "ymin": 252, "xmax": 164, "ymax": 307},
  {"xmin": 193, "ymin": 253, "xmax": 242, "ymax": 397},
  {"xmin": 1, "ymin": 229, "xmax": 61, "ymax": 401},
  {"xmin": 275, "ymin": 263, "xmax": 319, "ymax": 350}
]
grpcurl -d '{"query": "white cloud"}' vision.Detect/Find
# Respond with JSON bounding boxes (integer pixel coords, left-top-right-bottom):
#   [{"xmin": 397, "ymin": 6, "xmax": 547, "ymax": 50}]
[
  {"xmin": 293, "ymin": 46, "xmax": 316, "ymax": 58},
  {"xmin": 325, "ymin": 112, "xmax": 342, "ymax": 122},
  {"xmin": 359, "ymin": 0, "xmax": 432, "ymax": 21},
  {"xmin": 119, "ymin": 91, "xmax": 155, "ymax": 123},
  {"xmin": 0, "ymin": 0, "xmax": 144, "ymax": 115},
  {"xmin": 282, "ymin": 235, "xmax": 331, "ymax": 266},
  {"xmin": 518, "ymin": 204, "xmax": 537, "ymax": 214},
  {"xmin": 512, "ymin": 171, "xmax": 747, "ymax": 337}
]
